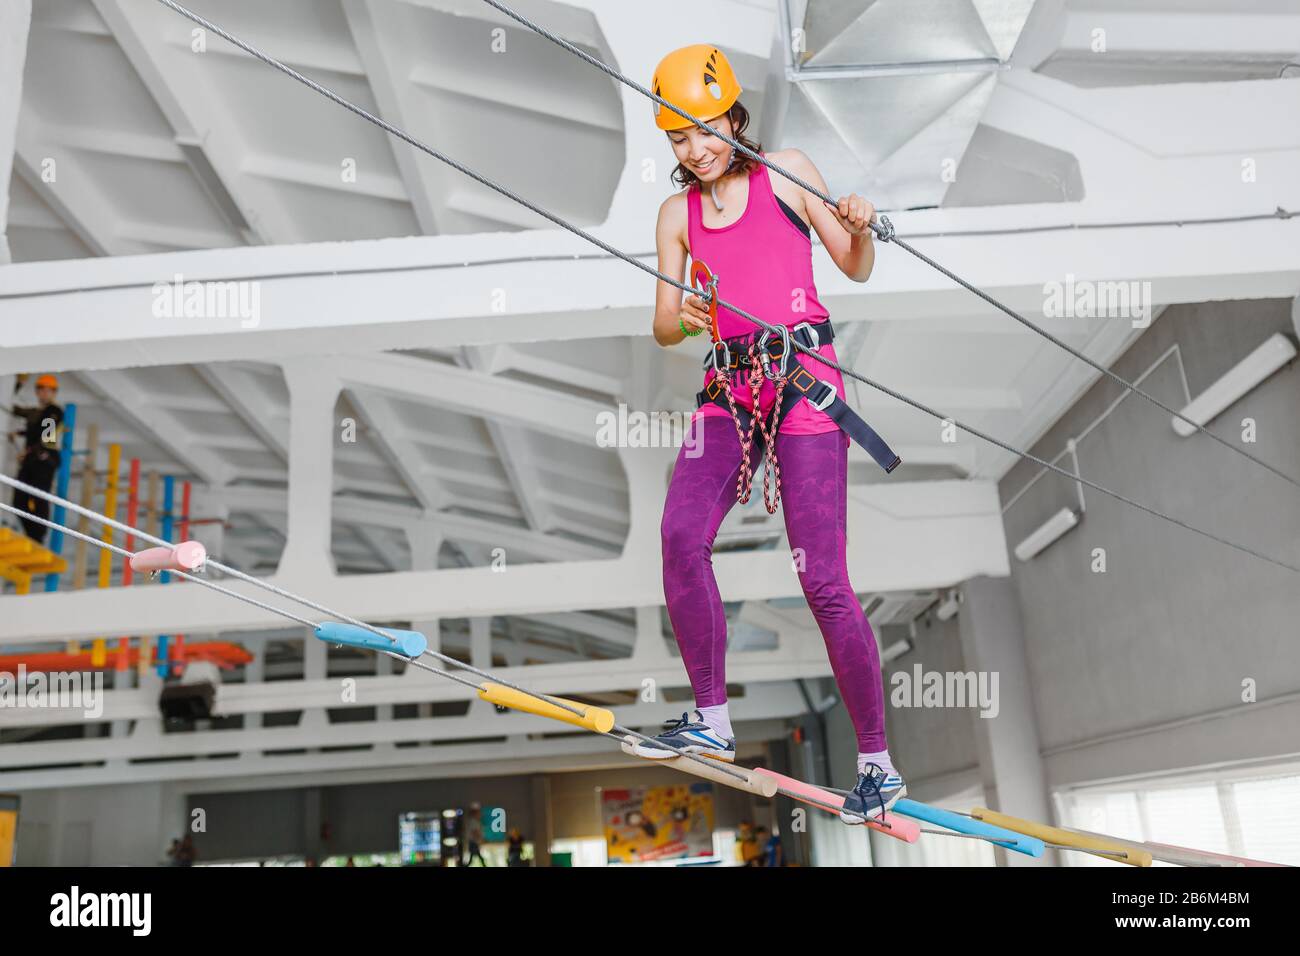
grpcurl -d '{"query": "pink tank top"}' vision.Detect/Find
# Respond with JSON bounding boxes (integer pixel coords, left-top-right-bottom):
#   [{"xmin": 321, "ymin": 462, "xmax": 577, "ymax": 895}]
[{"xmin": 686, "ymin": 157, "xmax": 846, "ymax": 437}]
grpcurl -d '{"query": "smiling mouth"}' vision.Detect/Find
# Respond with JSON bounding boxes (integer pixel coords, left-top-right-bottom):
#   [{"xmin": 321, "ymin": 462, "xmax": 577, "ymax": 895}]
[{"xmin": 694, "ymin": 158, "xmax": 715, "ymax": 173}]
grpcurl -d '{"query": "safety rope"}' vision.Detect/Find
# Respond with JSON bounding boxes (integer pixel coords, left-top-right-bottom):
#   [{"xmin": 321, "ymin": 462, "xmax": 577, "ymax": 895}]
[
  {"xmin": 715, "ymin": 354, "xmax": 760, "ymax": 505},
  {"xmin": 478, "ymin": 0, "xmax": 1300, "ymax": 495},
  {"xmin": 748, "ymin": 339, "xmax": 788, "ymax": 514},
  {"xmin": 147, "ymin": 0, "xmax": 1300, "ymax": 574}
]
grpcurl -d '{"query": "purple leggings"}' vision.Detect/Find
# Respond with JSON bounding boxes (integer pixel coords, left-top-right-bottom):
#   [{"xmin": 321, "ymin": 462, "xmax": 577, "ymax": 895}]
[{"xmin": 660, "ymin": 416, "xmax": 886, "ymax": 752}]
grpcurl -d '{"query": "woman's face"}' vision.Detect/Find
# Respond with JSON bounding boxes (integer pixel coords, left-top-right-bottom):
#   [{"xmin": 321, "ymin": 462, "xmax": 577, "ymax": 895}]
[{"xmin": 666, "ymin": 113, "xmax": 734, "ymax": 182}]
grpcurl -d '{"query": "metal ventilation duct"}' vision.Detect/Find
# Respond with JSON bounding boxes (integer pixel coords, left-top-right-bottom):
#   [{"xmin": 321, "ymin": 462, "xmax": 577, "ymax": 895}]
[{"xmin": 776, "ymin": 0, "xmax": 1039, "ymax": 209}]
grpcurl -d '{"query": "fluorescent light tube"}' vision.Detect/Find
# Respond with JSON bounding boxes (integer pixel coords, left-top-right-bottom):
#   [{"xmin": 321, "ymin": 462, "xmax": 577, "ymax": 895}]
[
  {"xmin": 1172, "ymin": 333, "xmax": 1296, "ymax": 437},
  {"xmin": 1014, "ymin": 507, "xmax": 1080, "ymax": 562}
]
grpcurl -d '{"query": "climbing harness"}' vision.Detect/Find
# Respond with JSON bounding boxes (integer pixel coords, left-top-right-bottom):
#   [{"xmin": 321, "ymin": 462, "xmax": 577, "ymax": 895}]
[
  {"xmin": 145, "ymin": 0, "xmax": 1299, "ymax": 577},
  {"xmin": 692, "ymin": 262, "xmax": 901, "ymax": 513},
  {"xmin": 694, "ymin": 261, "xmax": 776, "ymax": 511}
]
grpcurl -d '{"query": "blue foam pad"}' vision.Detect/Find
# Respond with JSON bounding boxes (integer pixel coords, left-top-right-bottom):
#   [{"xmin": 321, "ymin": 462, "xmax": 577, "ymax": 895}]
[
  {"xmin": 314, "ymin": 622, "xmax": 427, "ymax": 658},
  {"xmin": 893, "ymin": 799, "xmax": 1045, "ymax": 857}
]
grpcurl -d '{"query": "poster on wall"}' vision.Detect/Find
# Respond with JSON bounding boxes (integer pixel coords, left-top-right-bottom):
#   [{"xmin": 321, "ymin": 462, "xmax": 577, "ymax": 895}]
[{"xmin": 602, "ymin": 782, "xmax": 714, "ymax": 864}]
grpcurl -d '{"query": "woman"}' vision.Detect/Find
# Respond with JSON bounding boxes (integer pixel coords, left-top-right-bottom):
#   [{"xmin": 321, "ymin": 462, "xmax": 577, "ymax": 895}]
[{"xmin": 631, "ymin": 45, "xmax": 904, "ymax": 823}]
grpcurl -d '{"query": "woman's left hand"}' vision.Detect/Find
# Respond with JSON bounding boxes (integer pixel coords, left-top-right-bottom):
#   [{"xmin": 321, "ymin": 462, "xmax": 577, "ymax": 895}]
[{"xmin": 824, "ymin": 194, "xmax": 876, "ymax": 238}]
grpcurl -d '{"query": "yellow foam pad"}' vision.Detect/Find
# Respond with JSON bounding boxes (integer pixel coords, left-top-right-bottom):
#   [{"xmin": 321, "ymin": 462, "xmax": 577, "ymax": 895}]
[{"xmin": 477, "ymin": 682, "xmax": 614, "ymax": 733}]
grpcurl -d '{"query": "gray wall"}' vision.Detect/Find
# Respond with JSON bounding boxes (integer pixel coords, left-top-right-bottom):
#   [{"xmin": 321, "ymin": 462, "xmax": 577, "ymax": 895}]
[
  {"xmin": 878, "ymin": 617, "xmax": 982, "ymax": 801},
  {"xmin": 816, "ymin": 297, "xmax": 1299, "ymax": 806},
  {"xmin": 1000, "ymin": 297, "xmax": 1300, "ymax": 786},
  {"xmin": 184, "ymin": 760, "xmax": 766, "ymax": 863},
  {"xmin": 188, "ymin": 773, "xmax": 538, "ymax": 862}
]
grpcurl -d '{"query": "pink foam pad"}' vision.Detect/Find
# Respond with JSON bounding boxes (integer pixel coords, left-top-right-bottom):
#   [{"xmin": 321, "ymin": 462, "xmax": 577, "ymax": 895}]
[
  {"xmin": 751, "ymin": 767, "xmax": 920, "ymax": 843},
  {"xmin": 173, "ymin": 540, "xmax": 206, "ymax": 571},
  {"xmin": 130, "ymin": 541, "xmax": 207, "ymax": 574}
]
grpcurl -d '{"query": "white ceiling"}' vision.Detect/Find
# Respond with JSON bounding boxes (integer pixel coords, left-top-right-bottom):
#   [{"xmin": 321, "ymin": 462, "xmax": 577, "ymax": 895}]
[{"xmin": 4, "ymin": 0, "xmax": 1299, "ymax": 623}]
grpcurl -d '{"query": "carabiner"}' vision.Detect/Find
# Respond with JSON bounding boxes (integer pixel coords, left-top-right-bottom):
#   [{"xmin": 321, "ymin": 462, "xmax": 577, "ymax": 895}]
[
  {"xmin": 710, "ymin": 339, "xmax": 733, "ymax": 375},
  {"xmin": 690, "ymin": 260, "xmax": 721, "ymax": 342},
  {"xmin": 758, "ymin": 324, "xmax": 793, "ymax": 381}
]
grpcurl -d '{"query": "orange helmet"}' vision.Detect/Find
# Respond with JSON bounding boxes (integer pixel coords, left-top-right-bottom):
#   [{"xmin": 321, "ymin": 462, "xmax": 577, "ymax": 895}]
[
  {"xmin": 35, "ymin": 374, "xmax": 59, "ymax": 390},
  {"xmin": 651, "ymin": 44, "xmax": 742, "ymax": 131}
]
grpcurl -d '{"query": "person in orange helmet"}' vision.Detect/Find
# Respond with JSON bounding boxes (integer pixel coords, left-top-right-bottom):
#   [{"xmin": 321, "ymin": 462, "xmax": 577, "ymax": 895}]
[
  {"xmin": 639, "ymin": 46, "xmax": 906, "ymax": 825},
  {"xmin": 7, "ymin": 374, "xmax": 65, "ymax": 544}
]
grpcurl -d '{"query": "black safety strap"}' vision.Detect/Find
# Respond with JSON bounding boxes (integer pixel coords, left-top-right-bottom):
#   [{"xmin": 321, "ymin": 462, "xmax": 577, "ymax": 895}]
[
  {"xmin": 696, "ymin": 319, "xmax": 902, "ymax": 474},
  {"xmin": 775, "ymin": 365, "xmax": 902, "ymax": 473}
]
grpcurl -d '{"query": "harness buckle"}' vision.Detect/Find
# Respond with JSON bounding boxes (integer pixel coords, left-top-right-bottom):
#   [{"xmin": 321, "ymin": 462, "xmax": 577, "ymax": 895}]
[
  {"xmin": 810, "ymin": 381, "xmax": 838, "ymax": 412},
  {"xmin": 793, "ymin": 321, "xmax": 820, "ymax": 350},
  {"xmin": 758, "ymin": 325, "xmax": 793, "ymax": 381}
]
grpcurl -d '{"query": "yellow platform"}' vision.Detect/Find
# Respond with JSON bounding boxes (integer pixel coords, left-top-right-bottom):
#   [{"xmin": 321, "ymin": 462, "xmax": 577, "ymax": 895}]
[{"xmin": 0, "ymin": 528, "xmax": 68, "ymax": 594}]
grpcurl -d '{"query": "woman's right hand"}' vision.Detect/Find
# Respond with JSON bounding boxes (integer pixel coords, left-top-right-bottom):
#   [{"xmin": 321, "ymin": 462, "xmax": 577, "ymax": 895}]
[{"xmin": 678, "ymin": 294, "xmax": 712, "ymax": 338}]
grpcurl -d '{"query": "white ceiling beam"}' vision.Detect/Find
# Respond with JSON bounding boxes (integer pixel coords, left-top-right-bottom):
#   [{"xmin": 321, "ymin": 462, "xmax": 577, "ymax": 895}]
[
  {"xmin": 422, "ymin": 459, "xmax": 513, "ymax": 496},
  {"xmin": 491, "ymin": 342, "xmax": 628, "ymax": 397},
  {"xmin": 6, "ymin": 213, "xmax": 1298, "ymax": 376},
  {"xmin": 193, "ymin": 364, "xmax": 289, "ymax": 462},
  {"xmin": 340, "ymin": 0, "xmax": 448, "ymax": 233},
  {"xmin": 218, "ymin": 484, "xmax": 614, "ymax": 562},
  {"xmin": 76, "ymin": 369, "xmax": 232, "ymax": 485},
  {"xmin": 3, "ymin": 631, "xmax": 837, "ymax": 732},
  {"xmin": 349, "ymin": 522, "xmax": 402, "ymax": 572},
  {"xmin": 536, "ymin": 487, "xmax": 627, "ymax": 528},
  {"xmin": 88, "ymin": 0, "xmax": 302, "ymax": 244},
  {"xmin": 461, "ymin": 347, "xmax": 551, "ymax": 531},
  {"xmin": 345, "ymin": 387, "xmax": 445, "ymax": 510},
  {"xmin": 408, "ymin": 63, "xmax": 623, "ymax": 135},
  {"xmin": 48, "ymin": 124, "xmax": 186, "ymax": 163},
  {"xmin": 0, "ymin": 720, "xmax": 791, "ymax": 792},
  {"xmin": 12, "ymin": 143, "xmax": 115, "ymax": 256},
  {"xmin": 521, "ymin": 611, "xmax": 636, "ymax": 649},
  {"xmin": 0, "ymin": 477, "xmax": 1008, "ymax": 644},
  {"xmin": 442, "ymin": 187, "xmax": 561, "ymax": 230},
  {"xmin": 332, "ymin": 352, "xmax": 611, "ymax": 444},
  {"xmin": 114, "ymin": 219, "xmax": 243, "ymax": 250},
  {"xmin": 241, "ymin": 154, "xmax": 407, "ymax": 202}
]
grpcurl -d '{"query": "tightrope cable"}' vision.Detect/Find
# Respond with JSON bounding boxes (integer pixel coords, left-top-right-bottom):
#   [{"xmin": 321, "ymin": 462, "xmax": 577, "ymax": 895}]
[
  {"xmin": 148, "ymin": 0, "xmax": 1299, "ymax": 574},
  {"xmin": 478, "ymin": 0, "xmax": 1300, "ymax": 494},
  {"xmin": 0, "ymin": 472, "xmax": 804, "ymax": 801},
  {"xmin": 3, "ymin": 487, "xmax": 1117, "ymax": 852}
]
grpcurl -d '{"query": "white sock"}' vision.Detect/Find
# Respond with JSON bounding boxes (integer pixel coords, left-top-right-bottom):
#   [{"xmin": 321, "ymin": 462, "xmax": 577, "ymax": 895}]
[
  {"xmin": 858, "ymin": 750, "xmax": 897, "ymax": 779},
  {"xmin": 697, "ymin": 703, "xmax": 733, "ymax": 739}
]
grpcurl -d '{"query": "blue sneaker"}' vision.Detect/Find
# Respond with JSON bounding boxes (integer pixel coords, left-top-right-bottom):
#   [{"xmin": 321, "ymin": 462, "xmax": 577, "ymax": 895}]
[
  {"xmin": 840, "ymin": 764, "xmax": 906, "ymax": 824},
  {"xmin": 631, "ymin": 711, "xmax": 735, "ymax": 763}
]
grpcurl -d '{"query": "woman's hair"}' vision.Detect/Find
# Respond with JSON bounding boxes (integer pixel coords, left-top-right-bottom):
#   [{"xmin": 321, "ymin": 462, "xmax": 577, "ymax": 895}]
[{"xmin": 669, "ymin": 100, "xmax": 763, "ymax": 190}]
